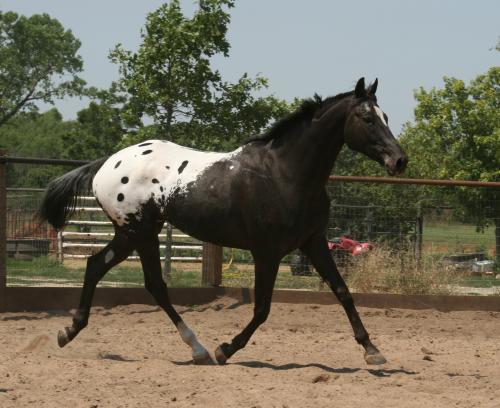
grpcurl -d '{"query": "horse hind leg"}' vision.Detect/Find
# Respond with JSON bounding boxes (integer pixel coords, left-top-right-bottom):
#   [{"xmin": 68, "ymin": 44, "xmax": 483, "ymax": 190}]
[
  {"xmin": 58, "ymin": 230, "xmax": 134, "ymax": 347},
  {"xmin": 135, "ymin": 234, "xmax": 213, "ymax": 365}
]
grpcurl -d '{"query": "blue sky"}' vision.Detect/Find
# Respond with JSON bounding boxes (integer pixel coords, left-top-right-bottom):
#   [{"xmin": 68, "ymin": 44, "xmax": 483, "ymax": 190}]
[{"xmin": 1, "ymin": 0, "xmax": 499, "ymax": 135}]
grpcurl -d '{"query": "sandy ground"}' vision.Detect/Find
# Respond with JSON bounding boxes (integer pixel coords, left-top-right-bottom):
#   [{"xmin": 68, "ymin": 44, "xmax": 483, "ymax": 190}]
[{"xmin": 1, "ymin": 297, "xmax": 500, "ymax": 408}]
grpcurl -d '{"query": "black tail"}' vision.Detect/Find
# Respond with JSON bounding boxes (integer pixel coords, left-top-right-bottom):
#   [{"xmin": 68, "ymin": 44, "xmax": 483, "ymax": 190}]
[{"xmin": 38, "ymin": 157, "xmax": 108, "ymax": 230}]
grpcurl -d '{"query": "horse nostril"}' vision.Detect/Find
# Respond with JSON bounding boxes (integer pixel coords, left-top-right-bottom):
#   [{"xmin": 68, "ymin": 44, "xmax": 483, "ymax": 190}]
[{"xmin": 395, "ymin": 156, "xmax": 408, "ymax": 173}]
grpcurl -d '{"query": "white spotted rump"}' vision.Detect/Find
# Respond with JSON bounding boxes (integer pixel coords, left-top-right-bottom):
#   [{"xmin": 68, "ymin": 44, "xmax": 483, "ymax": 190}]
[{"xmin": 92, "ymin": 140, "xmax": 242, "ymax": 226}]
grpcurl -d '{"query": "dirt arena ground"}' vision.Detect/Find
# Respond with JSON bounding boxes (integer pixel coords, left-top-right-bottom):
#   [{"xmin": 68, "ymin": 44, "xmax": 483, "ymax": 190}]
[{"xmin": 1, "ymin": 297, "xmax": 499, "ymax": 408}]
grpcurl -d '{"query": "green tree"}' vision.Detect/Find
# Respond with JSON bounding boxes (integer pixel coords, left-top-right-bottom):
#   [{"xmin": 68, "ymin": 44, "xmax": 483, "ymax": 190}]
[
  {"xmin": 0, "ymin": 108, "xmax": 75, "ymax": 186},
  {"xmin": 0, "ymin": 11, "xmax": 85, "ymax": 127},
  {"xmin": 62, "ymin": 89, "xmax": 126, "ymax": 160},
  {"xmin": 110, "ymin": 0, "xmax": 289, "ymax": 151},
  {"xmin": 400, "ymin": 67, "xmax": 500, "ymax": 262}
]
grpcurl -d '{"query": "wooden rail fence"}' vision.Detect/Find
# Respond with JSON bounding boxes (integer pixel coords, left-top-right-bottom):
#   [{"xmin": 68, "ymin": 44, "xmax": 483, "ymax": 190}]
[{"xmin": 58, "ymin": 196, "xmax": 204, "ymax": 264}]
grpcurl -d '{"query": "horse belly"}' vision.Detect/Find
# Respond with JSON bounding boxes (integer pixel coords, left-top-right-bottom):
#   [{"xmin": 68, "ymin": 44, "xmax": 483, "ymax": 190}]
[{"xmin": 163, "ymin": 168, "xmax": 251, "ymax": 248}]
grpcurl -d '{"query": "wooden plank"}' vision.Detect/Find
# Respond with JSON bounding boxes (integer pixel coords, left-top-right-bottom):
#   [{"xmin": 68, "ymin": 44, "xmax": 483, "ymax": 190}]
[
  {"xmin": 223, "ymin": 288, "xmax": 500, "ymax": 312},
  {"xmin": 63, "ymin": 254, "xmax": 202, "ymax": 261},
  {"xmin": 0, "ymin": 149, "xmax": 6, "ymax": 311},
  {"xmin": 67, "ymin": 220, "xmax": 112, "ymax": 226},
  {"xmin": 3, "ymin": 287, "xmax": 500, "ymax": 312},
  {"xmin": 62, "ymin": 243, "xmax": 202, "ymax": 250},
  {"xmin": 62, "ymin": 231, "xmax": 191, "ymax": 239}
]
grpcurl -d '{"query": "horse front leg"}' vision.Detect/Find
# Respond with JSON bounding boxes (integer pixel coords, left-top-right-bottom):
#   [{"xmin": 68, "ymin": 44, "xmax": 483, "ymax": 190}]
[
  {"xmin": 301, "ymin": 233, "xmax": 387, "ymax": 365},
  {"xmin": 215, "ymin": 255, "xmax": 280, "ymax": 364}
]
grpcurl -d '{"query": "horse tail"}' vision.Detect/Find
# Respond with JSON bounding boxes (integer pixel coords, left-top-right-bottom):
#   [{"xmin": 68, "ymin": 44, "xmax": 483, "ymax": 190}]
[{"xmin": 38, "ymin": 157, "xmax": 108, "ymax": 230}]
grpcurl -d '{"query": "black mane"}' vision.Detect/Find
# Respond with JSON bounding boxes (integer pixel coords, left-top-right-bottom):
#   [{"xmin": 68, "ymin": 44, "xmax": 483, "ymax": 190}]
[{"xmin": 245, "ymin": 91, "xmax": 354, "ymax": 145}]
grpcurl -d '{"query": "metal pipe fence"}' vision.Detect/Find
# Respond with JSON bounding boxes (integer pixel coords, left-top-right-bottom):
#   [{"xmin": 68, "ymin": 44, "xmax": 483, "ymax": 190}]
[
  {"xmin": 1, "ymin": 153, "xmax": 499, "ymax": 300},
  {"xmin": 220, "ymin": 179, "xmax": 499, "ymax": 295}
]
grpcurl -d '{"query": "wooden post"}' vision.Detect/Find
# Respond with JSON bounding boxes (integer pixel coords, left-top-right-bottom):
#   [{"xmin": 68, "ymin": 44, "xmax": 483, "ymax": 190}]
[
  {"xmin": 415, "ymin": 202, "xmax": 424, "ymax": 267},
  {"xmin": 0, "ymin": 149, "xmax": 7, "ymax": 311},
  {"xmin": 202, "ymin": 242, "xmax": 222, "ymax": 287}
]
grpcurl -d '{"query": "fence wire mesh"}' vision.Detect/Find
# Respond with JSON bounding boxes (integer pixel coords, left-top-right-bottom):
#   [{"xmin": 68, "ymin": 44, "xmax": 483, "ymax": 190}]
[
  {"xmin": 3, "ymin": 160, "xmax": 500, "ymax": 294},
  {"xmin": 220, "ymin": 181, "xmax": 499, "ymax": 295}
]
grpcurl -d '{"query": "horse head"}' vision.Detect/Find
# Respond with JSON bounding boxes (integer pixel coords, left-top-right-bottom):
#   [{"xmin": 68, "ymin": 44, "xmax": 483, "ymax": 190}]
[{"xmin": 343, "ymin": 77, "xmax": 408, "ymax": 176}]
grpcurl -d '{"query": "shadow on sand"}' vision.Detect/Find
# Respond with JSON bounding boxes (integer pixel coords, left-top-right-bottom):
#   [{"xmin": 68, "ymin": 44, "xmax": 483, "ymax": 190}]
[
  {"xmin": 172, "ymin": 359, "xmax": 418, "ymax": 377},
  {"xmin": 1, "ymin": 311, "xmax": 71, "ymax": 321},
  {"xmin": 234, "ymin": 361, "xmax": 417, "ymax": 377}
]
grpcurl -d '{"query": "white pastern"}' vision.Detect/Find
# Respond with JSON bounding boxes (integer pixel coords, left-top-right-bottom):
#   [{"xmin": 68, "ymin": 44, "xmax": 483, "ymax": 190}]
[
  {"xmin": 104, "ymin": 249, "xmax": 114, "ymax": 264},
  {"xmin": 374, "ymin": 106, "xmax": 388, "ymax": 126},
  {"xmin": 177, "ymin": 321, "xmax": 210, "ymax": 360}
]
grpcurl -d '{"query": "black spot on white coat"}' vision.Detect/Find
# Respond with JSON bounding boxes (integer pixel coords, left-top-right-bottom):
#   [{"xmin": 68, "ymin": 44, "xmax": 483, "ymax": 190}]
[{"xmin": 178, "ymin": 160, "xmax": 188, "ymax": 174}]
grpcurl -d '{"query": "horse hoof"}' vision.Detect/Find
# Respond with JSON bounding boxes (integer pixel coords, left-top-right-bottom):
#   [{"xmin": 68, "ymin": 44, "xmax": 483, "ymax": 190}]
[
  {"xmin": 193, "ymin": 351, "xmax": 215, "ymax": 365},
  {"xmin": 214, "ymin": 346, "xmax": 228, "ymax": 365},
  {"xmin": 57, "ymin": 328, "xmax": 70, "ymax": 348},
  {"xmin": 364, "ymin": 351, "xmax": 387, "ymax": 365}
]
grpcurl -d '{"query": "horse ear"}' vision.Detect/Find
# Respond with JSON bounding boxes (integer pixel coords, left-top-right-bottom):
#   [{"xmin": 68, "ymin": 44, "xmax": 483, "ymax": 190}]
[
  {"xmin": 354, "ymin": 77, "xmax": 366, "ymax": 98},
  {"xmin": 368, "ymin": 78, "xmax": 378, "ymax": 96}
]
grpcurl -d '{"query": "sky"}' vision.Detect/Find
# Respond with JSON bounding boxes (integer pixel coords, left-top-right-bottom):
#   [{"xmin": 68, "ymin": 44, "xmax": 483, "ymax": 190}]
[{"xmin": 1, "ymin": 0, "xmax": 499, "ymax": 135}]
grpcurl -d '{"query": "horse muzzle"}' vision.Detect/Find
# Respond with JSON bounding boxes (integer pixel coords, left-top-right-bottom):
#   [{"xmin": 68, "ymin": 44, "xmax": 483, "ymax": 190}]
[{"xmin": 384, "ymin": 154, "xmax": 408, "ymax": 176}]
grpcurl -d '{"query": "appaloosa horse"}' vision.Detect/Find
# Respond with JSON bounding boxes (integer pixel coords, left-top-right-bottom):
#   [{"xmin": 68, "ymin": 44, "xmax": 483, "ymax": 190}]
[{"xmin": 39, "ymin": 78, "xmax": 407, "ymax": 365}]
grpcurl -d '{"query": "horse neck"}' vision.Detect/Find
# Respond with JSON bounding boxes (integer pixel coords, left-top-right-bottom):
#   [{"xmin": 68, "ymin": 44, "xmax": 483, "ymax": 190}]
[{"xmin": 276, "ymin": 100, "xmax": 349, "ymax": 189}]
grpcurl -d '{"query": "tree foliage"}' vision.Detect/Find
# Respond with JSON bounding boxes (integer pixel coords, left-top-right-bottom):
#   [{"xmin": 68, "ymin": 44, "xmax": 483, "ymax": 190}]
[
  {"xmin": 0, "ymin": 108, "xmax": 75, "ymax": 186},
  {"xmin": 401, "ymin": 67, "xmax": 499, "ymax": 183},
  {"xmin": 110, "ymin": 0, "xmax": 289, "ymax": 151},
  {"xmin": 0, "ymin": 11, "xmax": 85, "ymax": 127},
  {"xmin": 400, "ymin": 67, "xmax": 500, "ymax": 261},
  {"xmin": 62, "ymin": 89, "xmax": 126, "ymax": 160}
]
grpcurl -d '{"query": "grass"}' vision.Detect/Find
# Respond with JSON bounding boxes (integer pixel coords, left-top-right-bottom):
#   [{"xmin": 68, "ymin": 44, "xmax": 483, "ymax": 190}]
[
  {"xmin": 222, "ymin": 263, "xmax": 323, "ymax": 290},
  {"xmin": 7, "ymin": 256, "xmax": 325, "ymax": 290},
  {"xmin": 458, "ymin": 276, "xmax": 500, "ymax": 288},
  {"xmin": 6, "ymin": 257, "xmax": 202, "ymax": 287},
  {"xmin": 423, "ymin": 222, "xmax": 496, "ymax": 256},
  {"xmin": 6, "ymin": 251, "xmax": 498, "ymax": 295}
]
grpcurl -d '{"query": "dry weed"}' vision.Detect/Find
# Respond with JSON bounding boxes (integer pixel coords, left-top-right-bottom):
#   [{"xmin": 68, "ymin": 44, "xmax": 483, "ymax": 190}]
[{"xmin": 345, "ymin": 247, "xmax": 462, "ymax": 295}]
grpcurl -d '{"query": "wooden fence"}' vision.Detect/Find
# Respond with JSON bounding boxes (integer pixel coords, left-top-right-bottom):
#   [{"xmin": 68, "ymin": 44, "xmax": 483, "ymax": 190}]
[{"xmin": 58, "ymin": 195, "xmax": 204, "ymax": 265}]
